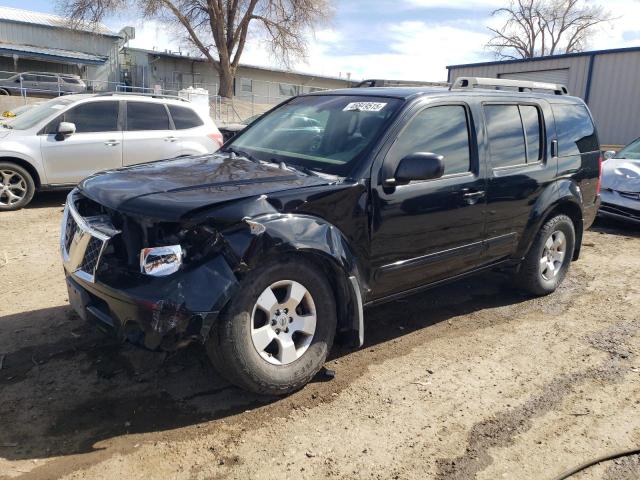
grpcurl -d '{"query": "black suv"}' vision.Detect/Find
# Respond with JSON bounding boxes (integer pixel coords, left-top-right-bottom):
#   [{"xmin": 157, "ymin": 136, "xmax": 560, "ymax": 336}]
[{"xmin": 60, "ymin": 77, "xmax": 601, "ymax": 395}]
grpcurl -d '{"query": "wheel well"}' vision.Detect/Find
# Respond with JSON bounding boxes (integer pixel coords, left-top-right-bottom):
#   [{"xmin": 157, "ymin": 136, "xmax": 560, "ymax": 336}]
[
  {"xmin": 283, "ymin": 250, "xmax": 358, "ymax": 344},
  {"xmin": 0, "ymin": 157, "xmax": 41, "ymax": 188},
  {"xmin": 542, "ymin": 201, "xmax": 584, "ymax": 260}
]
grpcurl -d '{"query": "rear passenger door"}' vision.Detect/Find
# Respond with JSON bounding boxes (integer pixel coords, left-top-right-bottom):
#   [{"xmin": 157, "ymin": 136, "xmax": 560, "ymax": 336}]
[
  {"xmin": 122, "ymin": 101, "xmax": 182, "ymax": 166},
  {"xmin": 166, "ymin": 104, "xmax": 208, "ymax": 156},
  {"xmin": 482, "ymin": 100, "xmax": 554, "ymax": 262}
]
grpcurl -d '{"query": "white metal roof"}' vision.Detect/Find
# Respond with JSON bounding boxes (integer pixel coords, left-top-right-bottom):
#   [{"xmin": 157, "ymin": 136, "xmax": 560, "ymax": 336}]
[
  {"xmin": 0, "ymin": 42, "xmax": 108, "ymax": 64},
  {"xmin": 0, "ymin": 6, "xmax": 118, "ymax": 37}
]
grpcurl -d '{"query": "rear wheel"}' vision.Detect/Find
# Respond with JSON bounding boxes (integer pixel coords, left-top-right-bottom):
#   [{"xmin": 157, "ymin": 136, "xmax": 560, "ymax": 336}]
[
  {"xmin": 516, "ymin": 214, "xmax": 575, "ymax": 295},
  {"xmin": 207, "ymin": 258, "xmax": 336, "ymax": 395},
  {"xmin": 0, "ymin": 162, "xmax": 35, "ymax": 211},
  {"xmin": 0, "ymin": 88, "xmax": 10, "ymax": 96}
]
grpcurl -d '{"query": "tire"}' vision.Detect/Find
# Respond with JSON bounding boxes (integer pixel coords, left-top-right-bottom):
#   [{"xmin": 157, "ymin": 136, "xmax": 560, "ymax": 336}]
[
  {"xmin": 515, "ymin": 214, "xmax": 576, "ymax": 296},
  {"xmin": 0, "ymin": 162, "xmax": 36, "ymax": 211},
  {"xmin": 0, "ymin": 88, "xmax": 10, "ymax": 96},
  {"xmin": 207, "ymin": 257, "xmax": 337, "ymax": 395}
]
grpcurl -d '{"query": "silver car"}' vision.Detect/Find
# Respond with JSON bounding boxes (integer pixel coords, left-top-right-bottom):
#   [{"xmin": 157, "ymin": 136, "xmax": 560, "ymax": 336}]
[
  {"xmin": 600, "ymin": 139, "xmax": 640, "ymax": 224},
  {"xmin": 0, "ymin": 93, "xmax": 223, "ymax": 210},
  {"xmin": 0, "ymin": 72, "xmax": 86, "ymax": 97}
]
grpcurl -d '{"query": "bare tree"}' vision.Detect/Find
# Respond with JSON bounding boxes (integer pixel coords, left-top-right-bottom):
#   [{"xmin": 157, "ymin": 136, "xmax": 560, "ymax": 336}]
[
  {"xmin": 61, "ymin": 0, "xmax": 332, "ymax": 97},
  {"xmin": 487, "ymin": 0, "xmax": 611, "ymax": 60}
]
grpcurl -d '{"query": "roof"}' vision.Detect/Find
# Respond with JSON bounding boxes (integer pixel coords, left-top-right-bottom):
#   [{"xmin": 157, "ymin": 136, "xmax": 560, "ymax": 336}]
[
  {"xmin": 124, "ymin": 47, "xmax": 352, "ymax": 83},
  {"xmin": 447, "ymin": 45, "xmax": 640, "ymax": 70},
  {"xmin": 0, "ymin": 42, "xmax": 108, "ymax": 65},
  {"xmin": 0, "ymin": 6, "xmax": 119, "ymax": 37}
]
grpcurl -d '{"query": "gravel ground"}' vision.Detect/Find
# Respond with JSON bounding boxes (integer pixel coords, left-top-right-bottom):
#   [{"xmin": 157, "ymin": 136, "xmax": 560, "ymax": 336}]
[{"xmin": 0, "ymin": 191, "xmax": 639, "ymax": 480}]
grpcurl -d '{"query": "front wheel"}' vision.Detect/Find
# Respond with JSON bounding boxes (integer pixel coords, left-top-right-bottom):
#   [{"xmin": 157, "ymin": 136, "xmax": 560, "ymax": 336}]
[
  {"xmin": 515, "ymin": 214, "xmax": 576, "ymax": 295},
  {"xmin": 207, "ymin": 258, "xmax": 336, "ymax": 395}
]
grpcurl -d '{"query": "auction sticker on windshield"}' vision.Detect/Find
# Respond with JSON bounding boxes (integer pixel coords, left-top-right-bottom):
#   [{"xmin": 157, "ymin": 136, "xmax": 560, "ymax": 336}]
[{"xmin": 343, "ymin": 102, "xmax": 387, "ymax": 112}]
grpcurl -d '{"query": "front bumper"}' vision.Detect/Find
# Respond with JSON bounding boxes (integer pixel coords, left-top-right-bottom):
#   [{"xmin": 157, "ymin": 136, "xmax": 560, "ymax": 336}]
[
  {"xmin": 599, "ymin": 190, "xmax": 640, "ymax": 225},
  {"xmin": 64, "ymin": 254, "xmax": 239, "ymax": 349},
  {"xmin": 60, "ymin": 190, "xmax": 240, "ymax": 349}
]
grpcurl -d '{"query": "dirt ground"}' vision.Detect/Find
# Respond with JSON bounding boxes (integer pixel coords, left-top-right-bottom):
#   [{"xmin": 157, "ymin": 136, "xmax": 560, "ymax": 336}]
[{"xmin": 0, "ymin": 192, "xmax": 639, "ymax": 480}]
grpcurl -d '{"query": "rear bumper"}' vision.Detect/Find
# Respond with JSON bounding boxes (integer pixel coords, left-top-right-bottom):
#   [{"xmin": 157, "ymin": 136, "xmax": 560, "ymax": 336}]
[{"xmin": 64, "ymin": 254, "xmax": 240, "ymax": 350}]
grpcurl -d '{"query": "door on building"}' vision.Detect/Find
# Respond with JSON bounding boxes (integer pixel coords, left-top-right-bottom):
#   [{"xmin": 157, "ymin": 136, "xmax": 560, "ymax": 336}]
[
  {"xmin": 122, "ymin": 101, "xmax": 182, "ymax": 166},
  {"xmin": 40, "ymin": 100, "xmax": 123, "ymax": 184}
]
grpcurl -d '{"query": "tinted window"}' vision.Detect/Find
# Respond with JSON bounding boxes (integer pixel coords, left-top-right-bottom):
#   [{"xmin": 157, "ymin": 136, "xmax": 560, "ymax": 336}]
[
  {"xmin": 552, "ymin": 104, "xmax": 598, "ymax": 156},
  {"xmin": 520, "ymin": 105, "xmax": 542, "ymax": 162},
  {"xmin": 45, "ymin": 101, "xmax": 118, "ymax": 134},
  {"xmin": 485, "ymin": 105, "xmax": 526, "ymax": 168},
  {"xmin": 388, "ymin": 105, "xmax": 471, "ymax": 176},
  {"xmin": 21, "ymin": 74, "xmax": 37, "ymax": 82},
  {"xmin": 127, "ymin": 102, "xmax": 171, "ymax": 131},
  {"xmin": 616, "ymin": 137, "xmax": 640, "ymax": 160},
  {"xmin": 168, "ymin": 105, "xmax": 203, "ymax": 129}
]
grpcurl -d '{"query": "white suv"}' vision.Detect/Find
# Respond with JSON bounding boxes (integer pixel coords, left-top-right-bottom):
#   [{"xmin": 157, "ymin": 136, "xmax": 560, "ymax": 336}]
[{"xmin": 0, "ymin": 93, "xmax": 223, "ymax": 210}]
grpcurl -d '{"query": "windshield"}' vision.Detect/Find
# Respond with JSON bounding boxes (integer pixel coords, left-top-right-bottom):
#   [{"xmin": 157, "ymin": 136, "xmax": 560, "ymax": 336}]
[
  {"xmin": 616, "ymin": 138, "xmax": 640, "ymax": 160},
  {"xmin": 229, "ymin": 95, "xmax": 403, "ymax": 176},
  {"xmin": 8, "ymin": 97, "xmax": 75, "ymax": 130}
]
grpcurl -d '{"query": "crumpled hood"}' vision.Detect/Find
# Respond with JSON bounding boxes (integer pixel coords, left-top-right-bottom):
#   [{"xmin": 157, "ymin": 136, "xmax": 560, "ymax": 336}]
[
  {"xmin": 79, "ymin": 154, "xmax": 330, "ymax": 220},
  {"xmin": 601, "ymin": 158, "xmax": 640, "ymax": 193}
]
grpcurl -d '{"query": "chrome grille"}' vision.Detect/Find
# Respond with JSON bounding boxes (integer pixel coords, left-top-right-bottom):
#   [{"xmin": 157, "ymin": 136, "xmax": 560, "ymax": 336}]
[
  {"xmin": 60, "ymin": 191, "xmax": 119, "ymax": 283},
  {"xmin": 64, "ymin": 213, "xmax": 79, "ymax": 252},
  {"xmin": 80, "ymin": 237, "xmax": 104, "ymax": 273}
]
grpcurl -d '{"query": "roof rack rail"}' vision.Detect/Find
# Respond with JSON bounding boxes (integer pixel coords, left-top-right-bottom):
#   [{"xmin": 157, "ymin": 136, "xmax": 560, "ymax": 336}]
[
  {"xmin": 450, "ymin": 76, "xmax": 569, "ymax": 95},
  {"xmin": 94, "ymin": 92, "xmax": 190, "ymax": 102}
]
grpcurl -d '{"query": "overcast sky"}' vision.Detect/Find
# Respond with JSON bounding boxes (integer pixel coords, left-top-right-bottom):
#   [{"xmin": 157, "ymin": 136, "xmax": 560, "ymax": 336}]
[{"xmin": 8, "ymin": 0, "xmax": 640, "ymax": 81}]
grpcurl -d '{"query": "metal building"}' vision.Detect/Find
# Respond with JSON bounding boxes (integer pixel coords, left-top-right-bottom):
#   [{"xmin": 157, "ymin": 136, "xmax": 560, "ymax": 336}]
[
  {"xmin": 447, "ymin": 46, "xmax": 640, "ymax": 147},
  {"xmin": 0, "ymin": 6, "xmax": 127, "ymax": 86}
]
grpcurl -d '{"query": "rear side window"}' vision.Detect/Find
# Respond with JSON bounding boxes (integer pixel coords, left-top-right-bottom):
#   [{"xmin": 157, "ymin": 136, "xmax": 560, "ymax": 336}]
[
  {"xmin": 168, "ymin": 105, "xmax": 203, "ymax": 129},
  {"xmin": 126, "ymin": 102, "xmax": 171, "ymax": 131},
  {"xmin": 388, "ymin": 105, "xmax": 471, "ymax": 176},
  {"xmin": 484, "ymin": 104, "xmax": 543, "ymax": 167},
  {"xmin": 44, "ymin": 101, "xmax": 119, "ymax": 134},
  {"xmin": 552, "ymin": 104, "xmax": 598, "ymax": 156}
]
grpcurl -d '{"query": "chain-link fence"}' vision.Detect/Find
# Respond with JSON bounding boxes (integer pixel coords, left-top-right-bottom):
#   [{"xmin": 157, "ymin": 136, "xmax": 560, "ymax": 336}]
[{"xmin": 0, "ymin": 70, "xmax": 333, "ymax": 124}]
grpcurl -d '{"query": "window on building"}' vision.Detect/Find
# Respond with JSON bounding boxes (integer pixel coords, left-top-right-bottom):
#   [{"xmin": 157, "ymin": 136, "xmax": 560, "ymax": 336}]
[
  {"xmin": 240, "ymin": 77, "xmax": 253, "ymax": 93},
  {"xmin": 44, "ymin": 101, "xmax": 119, "ymax": 134},
  {"xmin": 552, "ymin": 104, "xmax": 598, "ymax": 156},
  {"xmin": 388, "ymin": 105, "xmax": 472, "ymax": 176},
  {"xmin": 278, "ymin": 83, "xmax": 299, "ymax": 97},
  {"xmin": 126, "ymin": 101, "xmax": 171, "ymax": 131},
  {"xmin": 168, "ymin": 105, "xmax": 204, "ymax": 129}
]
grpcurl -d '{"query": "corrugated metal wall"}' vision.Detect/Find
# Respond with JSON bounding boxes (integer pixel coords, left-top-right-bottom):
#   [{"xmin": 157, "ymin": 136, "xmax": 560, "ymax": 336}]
[
  {"xmin": 448, "ymin": 52, "xmax": 640, "ymax": 146},
  {"xmin": 587, "ymin": 51, "xmax": 640, "ymax": 146}
]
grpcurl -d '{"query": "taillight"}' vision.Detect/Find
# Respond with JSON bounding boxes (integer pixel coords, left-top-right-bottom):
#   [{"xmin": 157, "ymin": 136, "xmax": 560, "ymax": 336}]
[
  {"xmin": 207, "ymin": 132, "xmax": 223, "ymax": 147},
  {"xmin": 596, "ymin": 154, "xmax": 603, "ymax": 195}
]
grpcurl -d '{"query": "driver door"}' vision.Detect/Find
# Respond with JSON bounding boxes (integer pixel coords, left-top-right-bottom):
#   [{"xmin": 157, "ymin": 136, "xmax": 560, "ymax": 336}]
[
  {"xmin": 40, "ymin": 100, "xmax": 122, "ymax": 184},
  {"xmin": 370, "ymin": 102, "xmax": 488, "ymax": 299}
]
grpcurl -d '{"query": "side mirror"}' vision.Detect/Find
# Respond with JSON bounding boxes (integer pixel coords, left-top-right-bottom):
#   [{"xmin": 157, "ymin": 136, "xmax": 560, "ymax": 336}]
[
  {"xmin": 57, "ymin": 122, "xmax": 76, "ymax": 137},
  {"xmin": 386, "ymin": 152, "xmax": 445, "ymax": 186},
  {"xmin": 603, "ymin": 150, "xmax": 616, "ymax": 160}
]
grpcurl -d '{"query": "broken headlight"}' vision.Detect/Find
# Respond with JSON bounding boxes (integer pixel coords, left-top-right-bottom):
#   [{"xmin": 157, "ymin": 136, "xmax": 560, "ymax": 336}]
[{"xmin": 140, "ymin": 245, "xmax": 183, "ymax": 277}]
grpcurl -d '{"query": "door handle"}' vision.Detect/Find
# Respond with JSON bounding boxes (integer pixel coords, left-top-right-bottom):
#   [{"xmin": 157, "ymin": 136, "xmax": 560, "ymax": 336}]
[
  {"xmin": 462, "ymin": 189, "xmax": 486, "ymax": 205},
  {"xmin": 104, "ymin": 140, "xmax": 120, "ymax": 146},
  {"xmin": 164, "ymin": 136, "xmax": 178, "ymax": 142}
]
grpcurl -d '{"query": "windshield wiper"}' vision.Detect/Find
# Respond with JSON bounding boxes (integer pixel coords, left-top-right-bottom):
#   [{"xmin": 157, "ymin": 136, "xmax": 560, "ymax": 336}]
[{"xmin": 222, "ymin": 146, "xmax": 259, "ymax": 163}]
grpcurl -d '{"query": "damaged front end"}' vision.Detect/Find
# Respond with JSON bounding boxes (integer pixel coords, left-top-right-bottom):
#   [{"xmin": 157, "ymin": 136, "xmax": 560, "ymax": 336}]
[
  {"xmin": 61, "ymin": 185, "xmax": 366, "ymax": 351},
  {"xmin": 61, "ymin": 189, "xmax": 241, "ymax": 350},
  {"xmin": 599, "ymin": 158, "xmax": 640, "ymax": 224}
]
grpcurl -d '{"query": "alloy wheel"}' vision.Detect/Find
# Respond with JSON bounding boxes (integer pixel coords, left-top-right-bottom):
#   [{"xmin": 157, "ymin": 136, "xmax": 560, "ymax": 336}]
[
  {"xmin": 539, "ymin": 230, "xmax": 566, "ymax": 281},
  {"xmin": 250, "ymin": 280, "xmax": 317, "ymax": 366}
]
